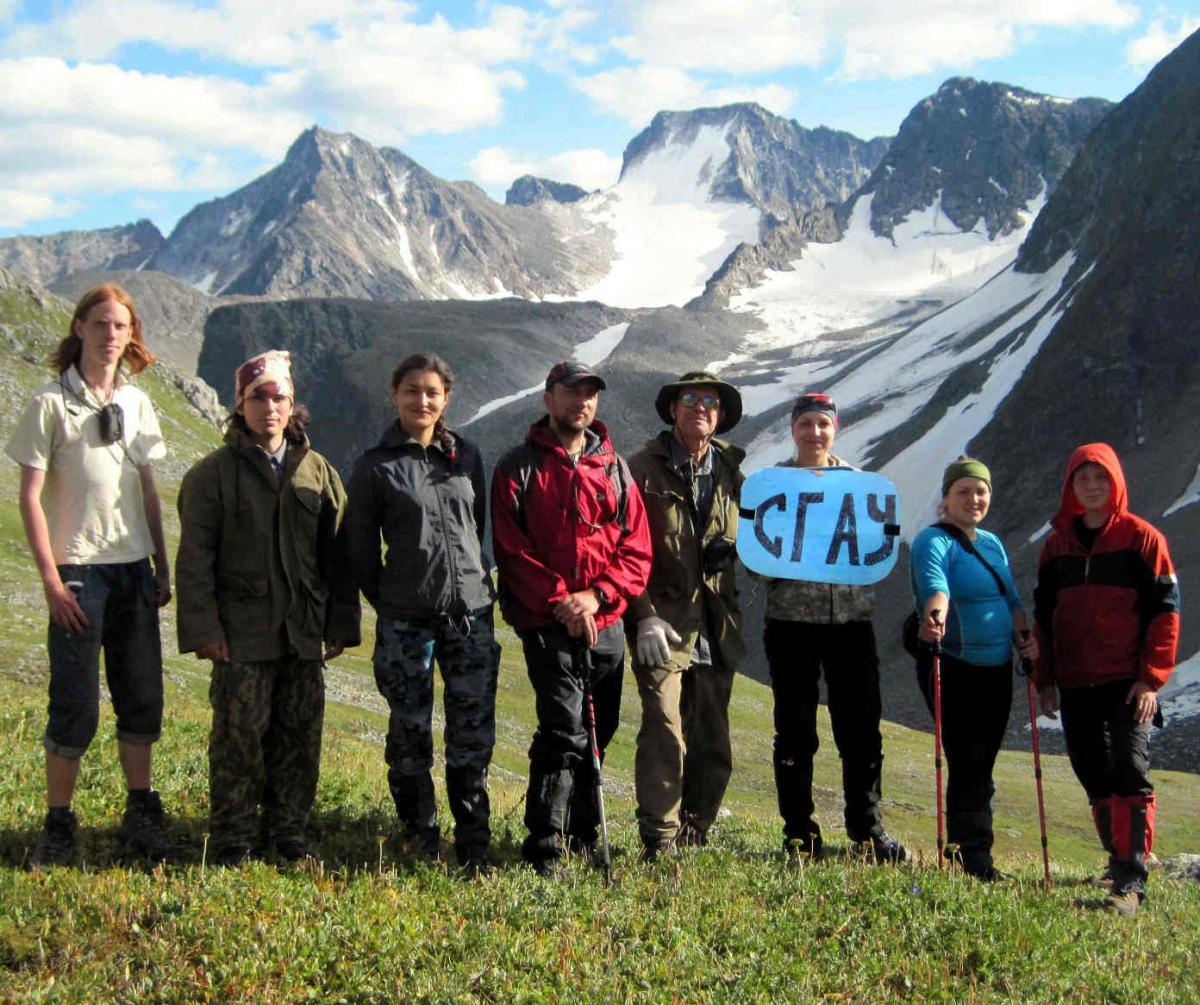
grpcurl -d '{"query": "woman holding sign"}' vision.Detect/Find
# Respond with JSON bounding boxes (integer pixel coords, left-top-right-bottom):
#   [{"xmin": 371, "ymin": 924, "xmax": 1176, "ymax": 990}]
[
  {"xmin": 911, "ymin": 457, "xmax": 1036, "ymax": 881},
  {"xmin": 761, "ymin": 393, "xmax": 907, "ymax": 863}
]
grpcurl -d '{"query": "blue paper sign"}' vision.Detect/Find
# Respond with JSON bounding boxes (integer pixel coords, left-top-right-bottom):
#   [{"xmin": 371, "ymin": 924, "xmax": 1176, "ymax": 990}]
[{"xmin": 738, "ymin": 467, "xmax": 901, "ymax": 584}]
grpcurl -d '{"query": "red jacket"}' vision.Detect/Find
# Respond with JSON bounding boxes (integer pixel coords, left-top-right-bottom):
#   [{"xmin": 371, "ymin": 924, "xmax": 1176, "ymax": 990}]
[
  {"xmin": 1033, "ymin": 442, "xmax": 1179, "ymax": 691},
  {"xmin": 491, "ymin": 418, "xmax": 652, "ymax": 632}
]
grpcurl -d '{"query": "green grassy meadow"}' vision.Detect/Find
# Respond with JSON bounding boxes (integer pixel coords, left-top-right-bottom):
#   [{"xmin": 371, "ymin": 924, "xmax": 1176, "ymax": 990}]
[{"xmin": 2, "ymin": 279, "xmax": 1200, "ymax": 1001}]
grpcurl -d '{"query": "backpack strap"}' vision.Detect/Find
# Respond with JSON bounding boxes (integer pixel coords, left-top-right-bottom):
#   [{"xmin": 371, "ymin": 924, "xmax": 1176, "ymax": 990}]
[{"xmin": 933, "ymin": 521, "xmax": 1007, "ymax": 597}]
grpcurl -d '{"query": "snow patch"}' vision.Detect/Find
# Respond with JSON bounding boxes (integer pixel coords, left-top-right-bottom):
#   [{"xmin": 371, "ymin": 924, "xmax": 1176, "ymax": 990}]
[
  {"xmin": 462, "ymin": 322, "xmax": 632, "ymax": 426},
  {"xmin": 565, "ymin": 124, "xmax": 760, "ymax": 308},
  {"xmin": 195, "ymin": 271, "xmax": 219, "ymax": 295},
  {"xmin": 739, "ymin": 248, "xmax": 1081, "ymax": 537},
  {"xmin": 1164, "ymin": 463, "xmax": 1200, "ymax": 517},
  {"xmin": 1160, "ymin": 649, "xmax": 1200, "ymax": 721},
  {"xmin": 219, "ymin": 207, "xmax": 251, "ymax": 238}
]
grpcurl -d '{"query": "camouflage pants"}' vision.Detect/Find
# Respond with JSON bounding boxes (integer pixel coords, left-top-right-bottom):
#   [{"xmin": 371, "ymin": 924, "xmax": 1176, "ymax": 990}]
[
  {"xmin": 372, "ymin": 612, "xmax": 500, "ymax": 848},
  {"xmin": 209, "ymin": 657, "xmax": 325, "ymax": 852}
]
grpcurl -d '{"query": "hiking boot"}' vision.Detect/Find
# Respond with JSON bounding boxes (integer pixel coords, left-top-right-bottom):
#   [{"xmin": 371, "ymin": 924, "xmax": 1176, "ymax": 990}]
[
  {"xmin": 639, "ymin": 836, "xmax": 679, "ymax": 864},
  {"xmin": 276, "ymin": 839, "xmax": 319, "ymax": 864},
  {"xmin": 119, "ymin": 790, "xmax": 176, "ymax": 860},
  {"xmin": 676, "ymin": 821, "xmax": 708, "ymax": 848},
  {"xmin": 1085, "ymin": 862, "xmax": 1116, "ymax": 888},
  {"xmin": 455, "ymin": 843, "xmax": 495, "ymax": 874},
  {"xmin": 393, "ymin": 825, "xmax": 440, "ymax": 861},
  {"xmin": 783, "ymin": 832, "xmax": 823, "ymax": 863},
  {"xmin": 1103, "ymin": 889, "xmax": 1141, "ymax": 917},
  {"xmin": 28, "ymin": 807, "xmax": 77, "ymax": 869},
  {"xmin": 529, "ymin": 856, "xmax": 566, "ymax": 880},
  {"xmin": 851, "ymin": 830, "xmax": 907, "ymax": 864}
]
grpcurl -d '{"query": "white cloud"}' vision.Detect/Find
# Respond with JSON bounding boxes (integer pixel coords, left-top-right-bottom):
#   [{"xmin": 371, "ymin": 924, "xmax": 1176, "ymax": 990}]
[
  {"xmin": 0, "ymin": 190, "xmax": 82, "ymax": 229},
  {"xmin": 613, "ymin": 0, "xmax": 824, "ymax": 74},
  {"xmin": 0, "ymin": 1, "xmax": 553, "ymax": 228},
  {"xmin": 1126, "ymin": 14, "xmax": 1200, "ymax": 68},
  {"xmin": 470, "ymin": 146, "xmax": 621, "ymax": 193},
  {"xmin": 608, "ymin": 0, "xmax": 1140, "ymax": 80},
  {"xmin": 574, "ymin": 65, "xmax": 796, "ymax": 127}
]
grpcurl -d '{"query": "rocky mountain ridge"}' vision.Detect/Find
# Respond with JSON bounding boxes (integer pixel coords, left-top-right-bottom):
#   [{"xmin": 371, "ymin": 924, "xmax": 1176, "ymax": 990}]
[
  {"xmin": 0, "ymin": 220, "xmax": 164, "ymax": 287},
  {"xmin": 849, "ymin": 78, "xmax": 1112, "ymax": 240}
]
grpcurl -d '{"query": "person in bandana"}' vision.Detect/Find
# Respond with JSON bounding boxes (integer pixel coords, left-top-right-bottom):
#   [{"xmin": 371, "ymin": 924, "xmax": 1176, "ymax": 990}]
[{"xmin": 176, "ymin": 350, "xmax": 360, "ymax": 865}]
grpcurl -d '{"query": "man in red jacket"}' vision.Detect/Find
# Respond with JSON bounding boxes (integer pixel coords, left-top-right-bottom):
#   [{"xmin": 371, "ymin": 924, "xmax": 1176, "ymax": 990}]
[
  {"xmin": 492, "ymin": 361, "xmax": 652, "ymax": 874},
  {"xmin": 1034, "ymin": 442, "xmax": 1179, "ymax": 916}
]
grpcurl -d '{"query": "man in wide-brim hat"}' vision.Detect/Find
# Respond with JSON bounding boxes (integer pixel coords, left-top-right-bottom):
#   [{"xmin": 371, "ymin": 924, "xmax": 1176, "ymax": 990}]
[{"xmin": 627, "ymin": 370, "xmax": 747, "ymax": 860}]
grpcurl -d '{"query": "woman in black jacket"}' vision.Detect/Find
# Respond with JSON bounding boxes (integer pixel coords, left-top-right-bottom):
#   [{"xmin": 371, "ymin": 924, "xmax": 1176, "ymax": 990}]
[{"xmin": 346, "ymin": 352, "xmax": 499, "ymax": 868}]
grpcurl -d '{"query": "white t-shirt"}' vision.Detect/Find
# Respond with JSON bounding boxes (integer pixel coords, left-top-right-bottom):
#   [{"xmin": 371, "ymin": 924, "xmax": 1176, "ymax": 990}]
[{"xmin": 6, "ymin": 366, "xmax": 167, "ymax": 565}]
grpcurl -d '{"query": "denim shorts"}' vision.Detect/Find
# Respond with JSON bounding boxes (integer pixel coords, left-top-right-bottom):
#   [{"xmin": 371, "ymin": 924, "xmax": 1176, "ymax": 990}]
[{"xmin": 45, "ymin": 559, "xmax": 163, "ymax": 757}]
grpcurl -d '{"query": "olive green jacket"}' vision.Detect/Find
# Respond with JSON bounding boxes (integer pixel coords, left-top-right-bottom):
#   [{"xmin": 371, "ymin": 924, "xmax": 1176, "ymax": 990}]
[
  {"xmin": 626, "ymin": 431, "xmax": 746, "ymax": 672},
  {"xmin": 175, "ymin": 427, "xmax": 361, "ymax": 662}
]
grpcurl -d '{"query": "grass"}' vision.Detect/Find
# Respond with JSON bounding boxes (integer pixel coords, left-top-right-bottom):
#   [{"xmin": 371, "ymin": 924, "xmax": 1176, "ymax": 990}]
[{"xmin": 2, "ymin": 281, "xmax": 1200, "ymax": 1001}]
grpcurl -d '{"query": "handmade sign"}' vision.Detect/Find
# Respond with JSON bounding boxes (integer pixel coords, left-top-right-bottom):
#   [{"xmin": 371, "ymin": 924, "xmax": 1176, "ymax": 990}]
[{"xmin": 738, "ymin": 466, "xmax": 901, "ymax": 584}]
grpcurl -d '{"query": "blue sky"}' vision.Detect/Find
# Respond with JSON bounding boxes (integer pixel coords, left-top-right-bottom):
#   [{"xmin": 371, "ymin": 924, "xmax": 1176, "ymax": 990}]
[{"xmin": 1, "ymin": 0, "xmax": 1198, "ymax": 237}]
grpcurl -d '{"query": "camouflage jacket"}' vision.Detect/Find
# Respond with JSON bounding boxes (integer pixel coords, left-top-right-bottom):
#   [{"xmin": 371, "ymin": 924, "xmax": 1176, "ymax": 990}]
[
  {"xmin": 761, "ymin": 453, "xmax": 875, "ymax": 624},
  {"xmin": 626, "ymin": 431, "xmax": 746, "ymax": 671},
  {"xmin": 175, "ymin": 427, "xmax": 361, "ymax": 662}
]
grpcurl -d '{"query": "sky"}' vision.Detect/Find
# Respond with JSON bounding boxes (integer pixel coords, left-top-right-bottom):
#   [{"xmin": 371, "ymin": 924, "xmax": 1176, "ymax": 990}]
[{"xmin": 1, "ymin": 0, "xmax": 1198, "ymax": 238}]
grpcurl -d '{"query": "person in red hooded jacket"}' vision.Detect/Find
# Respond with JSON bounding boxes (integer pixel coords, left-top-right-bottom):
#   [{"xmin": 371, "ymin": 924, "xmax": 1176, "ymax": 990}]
[
  {"xmin": 492, "ymin": 361, "xmax": 652, "ymax": 875},
  {"xmin": 1033, "ymin": 442, "xmax": 1179, "ymax": 916}
]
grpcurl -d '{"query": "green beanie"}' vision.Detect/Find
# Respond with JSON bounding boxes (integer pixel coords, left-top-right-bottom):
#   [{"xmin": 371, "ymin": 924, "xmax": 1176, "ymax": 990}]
[{"xmin": 941, "ymin": 457, "xmax": 991, "ymax": 497}]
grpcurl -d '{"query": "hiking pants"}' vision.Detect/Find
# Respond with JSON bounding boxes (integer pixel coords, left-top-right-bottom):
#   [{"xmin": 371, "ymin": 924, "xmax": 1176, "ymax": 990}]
[
  {"xmin": 633, "ymin": 659, "xmax": 734, "ymax": 842},
  {"xmin": 372, "ymin": 611, "xmax": 500, "ymax": 851},
  {"xmin": 209, "ymin": 656, "xmax": 324, "ymax": 852},
  {"xmin": 519, "ymin": 622, "xmax": 624, "ymax": 865},
  {"xmin": 1059, "ymin": 679, "xmax": 1155, "ymax": 895},
  {"xmin": 916, "ymin": 652, "xmax": 1012, "ymax": 871},
  {"xmin": 764, "ymin": 618, "xmax": 886, "ymax": 843}
]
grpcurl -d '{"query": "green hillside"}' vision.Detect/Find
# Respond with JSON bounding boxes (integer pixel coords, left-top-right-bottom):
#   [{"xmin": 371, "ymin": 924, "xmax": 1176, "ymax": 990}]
[{"xmin": 2, "ymin": 273, "xmax": 1199, "ymax": 1001}]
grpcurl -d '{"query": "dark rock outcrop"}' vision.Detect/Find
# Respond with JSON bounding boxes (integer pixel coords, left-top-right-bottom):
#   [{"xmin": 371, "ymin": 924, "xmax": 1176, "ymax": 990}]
[{"xmin": 505, "ymin": 176, "xmax": 590, "ymax": 206}]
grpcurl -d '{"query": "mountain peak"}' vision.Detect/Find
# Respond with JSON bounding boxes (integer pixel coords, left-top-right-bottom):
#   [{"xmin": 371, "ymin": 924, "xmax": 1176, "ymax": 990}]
[
  {"xmin": 851, "ymin": 77, "xmax": 1112, "ymax": 239},
  {"xmin": 620, "ymin": 103, "xmax": 889, "ymax": 219},
  {"xmin": 505, "ymin": 175, "xmax": 590, "ymax": 206}
]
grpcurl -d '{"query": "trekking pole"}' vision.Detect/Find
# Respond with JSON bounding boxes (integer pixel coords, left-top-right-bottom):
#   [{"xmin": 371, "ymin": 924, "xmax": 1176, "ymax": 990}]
[
  {"xmin": 931, "ymin": 611, "xmax": 945, "ymax": 870},
  {"xmin": 576, "ymin": 639, "xmax": 613, "ymax": 885},
  {"xmin": 1019, "ymin": 630, "xmax": 1052, "ymax": 891}
]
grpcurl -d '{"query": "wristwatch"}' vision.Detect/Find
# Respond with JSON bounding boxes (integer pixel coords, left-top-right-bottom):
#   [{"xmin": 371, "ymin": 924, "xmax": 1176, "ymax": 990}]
[{"xmin": 592, "ymin": 584, "xmax": 610, "ymax": 606}]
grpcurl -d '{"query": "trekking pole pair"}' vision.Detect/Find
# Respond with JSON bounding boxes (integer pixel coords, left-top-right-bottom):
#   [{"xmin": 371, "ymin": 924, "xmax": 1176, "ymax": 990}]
[
  {"xmin": 929, "ymin": 617, "xmax": 1052, "ymax": 888},
  {"xmin": 573, "ymin": 638, "xmax": 613, "ymax": 885}
]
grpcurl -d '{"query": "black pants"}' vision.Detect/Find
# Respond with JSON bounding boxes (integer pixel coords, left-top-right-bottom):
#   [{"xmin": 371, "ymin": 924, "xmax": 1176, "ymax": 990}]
[
  {"xmin": 519, "ymin": 622, "xmax": 624, "ymax": 864},
  {"xmin": 1059, "ymin": 679, "xmax": 1154, "ymax": 894},
  {"xmin": 916, "ymin": 652, "xmax": 1012, "ymax": 871},
  {"xmin": 764, "ymin": 619, "xmax": 886, "ymax": 843}
]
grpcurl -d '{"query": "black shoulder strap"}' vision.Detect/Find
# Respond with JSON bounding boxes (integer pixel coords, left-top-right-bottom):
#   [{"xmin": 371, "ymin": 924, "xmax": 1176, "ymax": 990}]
[{"xmin": 933, "ymin": 521, "xmax": 1007, "ymax": 597}]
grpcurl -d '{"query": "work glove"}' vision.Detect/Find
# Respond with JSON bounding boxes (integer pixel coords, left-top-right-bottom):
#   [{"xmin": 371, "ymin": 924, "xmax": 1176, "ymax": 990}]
[{"xmin": 636, "ymin": 616, "xmax": 682, "ymax": 668}]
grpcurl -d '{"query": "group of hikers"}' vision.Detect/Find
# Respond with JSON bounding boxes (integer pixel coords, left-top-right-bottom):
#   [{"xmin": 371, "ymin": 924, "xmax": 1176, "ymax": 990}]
[{"xmin": 9, "ymin": 284, "xmax": 1179, "ymax": 918}]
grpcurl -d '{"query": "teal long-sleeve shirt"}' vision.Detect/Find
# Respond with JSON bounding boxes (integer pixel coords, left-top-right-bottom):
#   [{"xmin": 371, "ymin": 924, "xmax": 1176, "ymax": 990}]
[{"xmin": 910, "ymin": 526, "xmax": 1024, "ymax": 666}]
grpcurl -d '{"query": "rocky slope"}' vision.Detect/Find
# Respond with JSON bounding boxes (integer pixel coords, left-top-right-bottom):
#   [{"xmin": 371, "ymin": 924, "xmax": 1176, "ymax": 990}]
[{"xmin": 0, "ymin": 220, "xmax": 164, "ymax": 286}]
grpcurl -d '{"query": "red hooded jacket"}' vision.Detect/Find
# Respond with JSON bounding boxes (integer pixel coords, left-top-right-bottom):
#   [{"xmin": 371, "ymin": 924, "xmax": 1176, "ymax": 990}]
[
  {"xmin": 491, "ymin": 418, "xmax": 652, "ymax": 632},
  {"xmin": 1032, "ymin": 443, "xmax": 1179, "ymax": 691}
]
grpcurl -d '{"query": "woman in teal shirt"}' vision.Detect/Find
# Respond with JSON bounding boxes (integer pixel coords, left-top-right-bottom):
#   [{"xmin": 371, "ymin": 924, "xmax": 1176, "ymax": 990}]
[{"xmin": 911, "ymin": 457, "xmax": 1037, "ymax": 880}]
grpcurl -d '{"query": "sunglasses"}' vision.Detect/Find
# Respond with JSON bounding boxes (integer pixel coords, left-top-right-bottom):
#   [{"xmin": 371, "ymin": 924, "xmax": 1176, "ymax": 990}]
[{"xmin": 678, "ymin": 391, "xmax": 722, "ymax": 410}]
